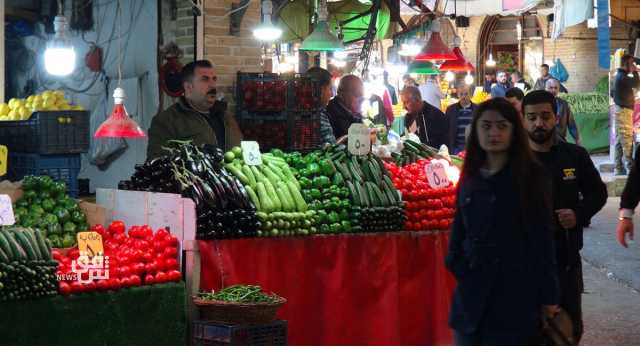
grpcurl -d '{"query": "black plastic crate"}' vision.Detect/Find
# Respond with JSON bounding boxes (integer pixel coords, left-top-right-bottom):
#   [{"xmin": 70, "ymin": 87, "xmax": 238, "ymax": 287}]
[
  {"xmin": 7, "ymin": 153, "xmax": 81, "ymax": 197},
  {"xmin": 239, "ymin": 119, "xmax": 289, "ymax": 152},
  {"xmin": 192, "ymin": 320, "xmax": 287, "ymax": 346},
  {"xmin": 285, "ymin": 75, "xmax": 322, "ymax": 112},
  {"xmin": 236, "ymin": 73, "xmax": 287, "ymax": 120},
  {"xmin": 288, "ymin": 111, "xmax": 322, "ymax": 152},
  {"xmin": 0, "ymin": 110, "xmax": 90, "ymax": 154}
]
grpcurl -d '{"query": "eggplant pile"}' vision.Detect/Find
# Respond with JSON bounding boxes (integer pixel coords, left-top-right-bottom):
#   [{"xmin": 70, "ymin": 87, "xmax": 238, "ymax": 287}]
[{"xmin": 119, "ymin": 141, "xmax": 259, "ymax": 239}]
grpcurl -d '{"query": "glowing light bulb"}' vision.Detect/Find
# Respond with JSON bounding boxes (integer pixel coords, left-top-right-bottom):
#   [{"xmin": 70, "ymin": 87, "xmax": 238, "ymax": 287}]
[
  {"xmin": 445, "ymin": 71, "xmax": 455, "ymax": 82},
  {"xmin": 464, "ymin": 71, "xmax": 474, "ymax": 85},
  {"xmin": 486, "ymin": 53, "xmax": 496, "ymax": 67}
]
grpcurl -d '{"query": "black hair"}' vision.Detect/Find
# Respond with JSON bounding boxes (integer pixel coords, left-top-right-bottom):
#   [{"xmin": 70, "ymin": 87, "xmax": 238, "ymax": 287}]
[
  {"xmin": 306, "ymin": 67, "xmax": 332, "ymax": 88},
  {"xmin": 182, "ymin": 60, "xmax": 213, "ymax": 84},
  {"xmin": 621, "ymin": 54, "xmax": 635, "ymax": 68},
  {"xmin": 521, "ymin": 90, "xmax": 557, "ymax": 115},
  {"xmin": 541, "ymin": 63, "xmax": 550, "ymax": 69},
  {"xmin": 505, "ymin": 87, "xmax": 524, "ymax": 100}
]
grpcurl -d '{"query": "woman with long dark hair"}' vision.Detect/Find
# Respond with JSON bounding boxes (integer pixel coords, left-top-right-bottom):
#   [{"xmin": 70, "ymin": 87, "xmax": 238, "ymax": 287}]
[{"xmin": 446, "ymin": 98, "xmax": 560, "ymax": 345}]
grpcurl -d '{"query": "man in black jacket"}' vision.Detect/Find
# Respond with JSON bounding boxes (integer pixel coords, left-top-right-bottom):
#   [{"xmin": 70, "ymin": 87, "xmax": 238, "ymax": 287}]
[
  {"xmin": 400, "ymin": 86, "xmax": 448, "ymax": 149},
  {"xmin": 326, "ymin": 75, "xmax": 364, "ymax": 140},
  {"xmin": 445, "ymin": 84, "xmax": 476, "ymax": 154},
  {"xmin": 612, "ymin": 54, "xmax": 640, "ymax": 175},
  {"xmin": 522, "ymin": 90, "xmax": 608, "ymax": 344}
]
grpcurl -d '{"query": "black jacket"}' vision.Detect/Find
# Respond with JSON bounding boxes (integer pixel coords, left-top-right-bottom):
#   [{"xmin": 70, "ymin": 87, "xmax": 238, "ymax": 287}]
[
  {"xmin": 446, "ymin": 166, "xmax": 559, "ymax": 334},
  {"xmin": 405, "ymin": 101, "xmax": 448, "ymax": 149},
  {"xmin": 445, "ymin": 102, "xmax": 477, "ymax": 153},
  {"xmin": 612, "ymin": 69, "xmax": 640, "ymax": 109},
  {"xmin": 326, "ymin": 97, "xmax": 363, "ymax": 139},
  {"xmin": 534, "ymin": 141, "xmax": 607, "ymax": 269},
  {"xmin": 621, "ymin": 145, "xmax": 640, "ymax": 210}
]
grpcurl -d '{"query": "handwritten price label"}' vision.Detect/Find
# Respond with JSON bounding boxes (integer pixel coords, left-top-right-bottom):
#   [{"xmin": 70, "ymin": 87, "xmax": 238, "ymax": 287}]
[
  {"xmin": 77, "ymin": 232, "xmax": 104, "ymax": 258},
  {"xmin": 425, "ymin": 161, "xmax": 449, "ymax": 189},
  {"xmin": 241, "ymin": 141, "xmax": 262, "ymax": 166},
  {"xmin": 348, "ymin": 123, "xmax": 371, "ymax": 156},
  {"xmin": 0, "ymin": 194, "xmax": 15, "ymax": 226}
]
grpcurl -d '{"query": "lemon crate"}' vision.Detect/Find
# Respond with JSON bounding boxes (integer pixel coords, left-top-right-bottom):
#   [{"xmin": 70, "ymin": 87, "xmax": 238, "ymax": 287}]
[
  {"xmin": 0, "ymin": 111, "xmax": 90, "ymax": 154},
  {"xmin": 192, "ymin": 320, "xmax": 287, "ymax": 346},
  {"xmin": 7, "ymin": 153, "xmax": 81, "ymax": 197}
]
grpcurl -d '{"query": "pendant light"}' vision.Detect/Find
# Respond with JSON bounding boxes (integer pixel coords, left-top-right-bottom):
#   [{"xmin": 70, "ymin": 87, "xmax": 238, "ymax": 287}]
[
  {"xmin": 486, "ymin": 53, "xmax": 496, "ymax": 67},
  {"xmin": 464, "ymin": 71, "xmax": 474, "ymax": 85},
  {"xmin": 44, "ymin": 1, "xmax": 76, "ymax": 76},
  {"xmin": 300, "ymin": 0, "xmax": 344, "ymax": 52},
  {"xmin": 415, "ymin": 19, "xmax": 456, "ymax": 62},
  {"xmin": 408, "ymin": 61, "xmax": 440, "ymax": 75},
  {"xmin": 94, "ymin": 0, "xmax": 145, "ymax": 138},
  {"xmin": 439, "ymin": 37, "xmax": 475, "ymax": 72},
  {"xmin": 253, "ymin": 0, "xmax": 282, "ymax": 42}
]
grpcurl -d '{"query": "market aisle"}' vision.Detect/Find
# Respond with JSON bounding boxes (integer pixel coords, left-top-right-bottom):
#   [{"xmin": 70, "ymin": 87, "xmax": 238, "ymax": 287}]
[{"xmin": 580, "ymin": 260, "xmax": 640, "ymax": 346}]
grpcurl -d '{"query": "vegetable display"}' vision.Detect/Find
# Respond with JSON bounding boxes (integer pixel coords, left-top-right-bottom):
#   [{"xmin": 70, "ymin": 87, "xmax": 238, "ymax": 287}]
[
  {"xmin": 119, "ymin": 141, "xmax": 259, "ymax": 239},
  {"xmin": 384, "ymin": 160, "xmax": 456, "ymax": 231},
  {"xmin": 392, "ymin": 140, "xmax": 464, "ymax": 168},
  {"xmin": 13, "ymin": 175, "xmax": 88, "ymax": 248},
  {"xmin": 0, "ymin": 226, "xmax": 58, "ymax": 301},
  {"xmin": 55, "ymin": 221, "xmax": 181, "ymax": 295},
  {"xmin": 197, "ymin": 285, "xmax": 283, "ymax": 304}
]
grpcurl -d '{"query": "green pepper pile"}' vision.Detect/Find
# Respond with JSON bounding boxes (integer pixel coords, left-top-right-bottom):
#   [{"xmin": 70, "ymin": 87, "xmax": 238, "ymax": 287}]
[
  {"xmin": 274, "ymin": 149, "xmax": 356, "ymax": 234},
  {"xmin": 197, "ymin": 285, "xmax": 283, "ymax": 304},
  {"xmin": 13, "ymin": 176, "xmax": 88, "ymax": 248}
]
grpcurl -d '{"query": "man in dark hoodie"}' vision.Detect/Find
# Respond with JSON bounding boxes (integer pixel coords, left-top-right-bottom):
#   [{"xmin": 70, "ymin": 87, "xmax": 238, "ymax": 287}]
[
  {"xmin": 612, "ymin": 54, "xmax": 640, "ymax": 175},
  {"xmin": 326, "ymin": 74, "xmax": 364, "ymax": 140},
  {"xmin": 400, "ymin": 85, "xmax": 448, "ymax": 148}
]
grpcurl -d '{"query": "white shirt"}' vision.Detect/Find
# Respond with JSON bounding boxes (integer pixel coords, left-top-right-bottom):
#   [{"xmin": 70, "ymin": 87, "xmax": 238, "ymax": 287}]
[{"xmin": 419, "ymin": 80, "xmax": 445, "ymax": 109}]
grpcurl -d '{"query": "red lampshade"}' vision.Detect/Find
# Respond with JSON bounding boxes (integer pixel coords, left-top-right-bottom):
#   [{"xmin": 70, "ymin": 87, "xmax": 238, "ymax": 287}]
[
  {"xmin": 94, "ymin": 87, "xmax": 146, "ymax": 138},
  {"xmin": 439, "ymin": 47, "xmax": 475, "ymax": 72},
  {"xmin": 414, "ymin": 31, "xmax": 456, "ymax": 62}
]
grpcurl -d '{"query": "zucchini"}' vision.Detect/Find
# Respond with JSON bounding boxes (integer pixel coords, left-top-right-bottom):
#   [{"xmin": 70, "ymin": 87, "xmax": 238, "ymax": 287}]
[
  {"xmin": 267, "ymin": 162, "xmax": 287, "ymax": 181},
  {"xmin": 256, "ymin": 182, "xmax": 274, "ymax": 213},
  {"xmin": 245, "ymin": 185, "xmax": 262, "ymax": 211},
  {"xmin": 335, "ymin": 162, "xmax": 352, "ymax": 181},
  {"xmin": 0, "ymin": 246, "xmax": 9, "ymax": 263},
  {"xmin": 350, "ymin": 156, "xmax": 365, "ymax": 178},
  {"xmin": 225, "ymin": 164, "xmax": 249, "ymax": 185},
  {"xmin": 263, "ymin": 179, "xmax": 282, "ymax": 211},
  {"xmin": 286, "ymin": 181, "xmax": 308, "ymax": 212},
  {"xmin": 347, "ymin": 161, "xmax": 364, "ymax": 182},
  {"xmin": 368, "ymin": 160, "xmax": 382, "ymax": 182},
  {"xmin": 14, "ymin": 231, "xmax": 38, "ymax": 261},
  {"xmin": 361, "ymin": 159, "xmax": 374, "ymax": 181},
  {"xmin": 5, "ymin": 232, "xmax": 27, "ymax": 261},
  {"xmin": 261, "ymin": 165, "xmax": 282, "ymax": 186},
  {"xmin": 346, "ymin": 181, "xmax": 360, "ymax": 206},
  {"xmin": 382, "ymin": 179, "xmax": 398, "ymax": 204},
  {"xmin": 241, "ymin": 165, "xmax": 257, "ymax": 188},
  {"xmin": 280, "ymin": 166, "xmax": 300, "ymax": 190},
  {"xmin": 251, "ymin": 165, "xmax": 267, "ymax": 183},
  {"xmin": 371, "ymin": 183, "xmax": 389, "ymax": 206},
  {"xmin": 278, "ymin": 182, "xmax": 296, "ymax": 211},
  {"xmin": 275, "ymin": 186, "xmax": 293, "ymax": 212},
  {"xmin": 365, "ymin": 183, "xmax": 379, "ymax": 207},
  {"xmin": 355, "ymin": 182, "xmax": 369, "ymax": 207},
  {"xmin": 0, "ymin": 231, "xmax": 14, "ymax": 261},
  {"xmin": 24, "ymin": 229, "xmax": 43, "ymax": 260},
  {"xmin": 33, "ymin": 230, "xmax": 51, "ymax": 259}
]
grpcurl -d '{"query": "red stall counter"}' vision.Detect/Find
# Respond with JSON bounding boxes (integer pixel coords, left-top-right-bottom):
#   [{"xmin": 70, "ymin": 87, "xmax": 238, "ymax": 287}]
[{"xmin": 199, "ymin": 231, "xmax": 456, "ymax": 346}]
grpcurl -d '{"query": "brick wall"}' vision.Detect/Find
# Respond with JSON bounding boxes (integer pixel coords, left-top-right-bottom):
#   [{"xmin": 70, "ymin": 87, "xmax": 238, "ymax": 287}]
[
  {"xmin": 160, "ymin": 0, "xmax": 196, "ymax": 64},
  {"xmin": 203, "ymin": 0, "xmax": 264, "ymax": 102}
]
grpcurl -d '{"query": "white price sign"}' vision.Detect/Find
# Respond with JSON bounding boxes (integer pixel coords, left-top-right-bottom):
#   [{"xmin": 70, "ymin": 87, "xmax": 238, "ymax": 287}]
[
  {"xmin": 0, "ymin": 194, "xmax": 16, "ymax": 226},
  {"xmin": 348, "ymin": 123, "xmax": 371, "ymax": 156},
  {"xmin": 425, "ymin": 161, "xmax": 449, "ymax": 189},
  {"xmin": 241, "ymin": 141, "xmax": 262, "ymax": 166}
]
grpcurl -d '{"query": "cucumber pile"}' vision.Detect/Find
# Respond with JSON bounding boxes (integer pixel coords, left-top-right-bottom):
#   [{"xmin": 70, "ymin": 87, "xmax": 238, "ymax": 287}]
[{"xmin": 0, "ymin": 227, "xmax": 58, "ymax": 301}]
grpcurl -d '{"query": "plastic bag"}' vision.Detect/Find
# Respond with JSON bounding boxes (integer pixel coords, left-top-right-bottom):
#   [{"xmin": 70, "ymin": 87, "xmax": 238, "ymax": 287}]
[{"xmin": 550, "ymin": 58, "xmax": 569, "ymax": 82}]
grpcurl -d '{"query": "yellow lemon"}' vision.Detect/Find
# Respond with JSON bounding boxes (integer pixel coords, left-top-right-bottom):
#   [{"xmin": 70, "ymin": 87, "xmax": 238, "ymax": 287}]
[
  {"xmin": 33, "ymin": 95, "xmax": 42, "ymax": 104},
  {"xmin": 41, "ymin": 90, "xmax": 53, "ymax": 99},
  {"xmin": 13, "ymin": 100, "xmax": 24, "ymax": 109},
  {"xmin": 53, "ymin": 90, "xmax": 64, "ymax": 99},
  {"xmin": 71, "ymin": 105, "xmax": 84, "ymax": 111},
  {"xmin": 7, "ymin": 110, "xmax": 19, "ymax": 120},
  {"xmin": 43, "ymin": 98, "xmax": 56, "ymax": 109},
  {"xmin": 0, "ymin": 116, "xmax": 8, "ymax": 121},
  {"xmin": 59, "ymin": 104, "xmax": 71, "ymax": 110},
  {"xmin": 26, "ymin": 95, "xmax": 35, "ymax": 103},
  {"xmin": 0, "ymin": 103, "xmax": 10, "ymax": 116},
  {"xmin": 56, "ymin": 98, "xmax": 68, "ymax": 106},
  {"xmin": 18, "ymin": 106, "xmax": 30, "ymax": 120},
  {"xmin": 8, "ymin": 98, "xmax": 18, "ymax": 109}
]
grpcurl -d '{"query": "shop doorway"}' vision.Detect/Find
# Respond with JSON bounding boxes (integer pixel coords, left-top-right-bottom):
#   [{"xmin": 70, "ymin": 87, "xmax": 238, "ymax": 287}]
[{"xmin": 477, "ymin": 15, "xmax": 543, "ymax": 84}]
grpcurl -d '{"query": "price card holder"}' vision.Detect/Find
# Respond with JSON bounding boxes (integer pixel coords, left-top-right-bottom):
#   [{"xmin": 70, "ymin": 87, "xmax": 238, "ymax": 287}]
[
  {"xmin": 348, "ymin": 123, "xmax": 371, "ymax": 156},
  {"xmin": 0, "ymin": 194, "xmax": 15, "ymax": 226},
  {"xmin": 241, "ymin": 141, "xmax": 262, "ymax": 166},
  {"xmin": 77, "ymin": 231, "xmax": 104, "ymax": 257},
  {"xmin": 425, "ymin": 161, "xmax": 450, "ymax": 189},
  {"xmin": 0, "ymin": 145, "xmax": 7, "ymax": 177}
]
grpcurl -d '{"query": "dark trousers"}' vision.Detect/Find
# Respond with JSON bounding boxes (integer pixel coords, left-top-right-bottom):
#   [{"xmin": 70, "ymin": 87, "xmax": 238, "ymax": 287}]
[
  {"xmin": 454, "ymin": 329, "xmax": 530, "ymax": 346},
  {"xmin": 558, "ymin": 258, "xmax": 584, "ymax": 344}
]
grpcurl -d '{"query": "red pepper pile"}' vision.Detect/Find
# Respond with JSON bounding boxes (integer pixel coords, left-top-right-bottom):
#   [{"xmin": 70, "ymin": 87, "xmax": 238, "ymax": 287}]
[
  {"xmin": 384, "ymin": 160, "xmax": 457, "ymax": 231},
  {"xmin": 55, "ymin": 221, "xmax": 181, "ymax": 295}
]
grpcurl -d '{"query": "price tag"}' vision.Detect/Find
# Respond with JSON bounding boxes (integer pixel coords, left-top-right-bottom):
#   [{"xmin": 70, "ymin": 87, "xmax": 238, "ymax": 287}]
[
  {"xmin": 77, "ymin": 232, "xmax": 104, "ymax": 257},
  {"xmin": 0, "ymin": 194, "xmax": 15, "ymax": 226},
  {"xmin": 425, "ymin": 161, "xmax": 450, "ymax": 189},
  {"xmin": 241, "ymin": 141, "xmax": 262, "ymax": 166},
  {"xmin": 0, "ymin": 145, "xmax": 7, "ymax": 176},
  {"xmin": 348, "ymin": 123, "xmax": 371, "ymax": 156}
]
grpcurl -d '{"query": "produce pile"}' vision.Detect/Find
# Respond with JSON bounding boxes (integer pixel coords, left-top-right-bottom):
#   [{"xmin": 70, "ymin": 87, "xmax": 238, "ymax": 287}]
[
  {"xmin": 197, "ymin": 284, "xmax": 283, "ymax": 304},
  {"xmin": 225, "ymin": 148, "xmax": 314, "ymax": 237},
  {"xmin": 13, "ymin": 175, "xmax": 88, "ymax": 248},
  {"xmin": 392, "ymin": 140, "xmax": 464, "ymax": 167},
  {"xmin": 471, "ymin": 90, "xmax": 490, "ymax": 104},
  {"xmin": 276, "ymin": 149, "xmax": 355, "ymax": 234},
  {"xmin": 384, "ymin": 160, "xmax": 457, "ymax": 231},
  {"xmin": 0, "ymin": 89, "xmax": 84, "ymax": 121},
  {"xmin": 0, "ymin": 227, "xmax": 58, "ymax": 301},
  {"xmin": 55, "ymin": 221, "xmax": 181, "ymax": 295},
  {"xmin": 119, "ymin": 142, "xmax": 259, "ymax": 239}
]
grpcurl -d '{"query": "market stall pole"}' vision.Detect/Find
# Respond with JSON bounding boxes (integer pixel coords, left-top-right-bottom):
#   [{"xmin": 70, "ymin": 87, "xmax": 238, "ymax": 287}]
[{"xmin": 197, "ymin": 231, "xmax": 456, "ymax": 346}]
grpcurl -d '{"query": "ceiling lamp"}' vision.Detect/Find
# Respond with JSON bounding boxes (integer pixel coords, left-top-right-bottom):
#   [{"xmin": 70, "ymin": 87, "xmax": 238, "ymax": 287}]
[
  {"xmin": 300, "ymin": 0, "xmax": 344, "ymax": 52},
  {"xmin": 408, "ymin": 61, "xmax": 440, "ymax": 75},
  {"xmin": 444, "ymin": 71, "xmax": 455, "ymax": 82},
  {"xmin": 399, "ymin": 43, "xmax": 421, "ymax": 57},
  {"xmin": 464, "ymin": 71, "xmax": 474, "ymax": 85},
  {"xmin": 253, "ymin": 0, "xmax": 282, "ymax": 41},
  {"xmin": 415, "ymin": 19, "xmax": 456, "ymax": 62},
  {"xmin": 44, "ymin": 13, "xmax": 76, "ymax": 76},
  {"xmin": 95, "ymin": 0, "xmax": 145, "ymax": 138},
  {"xmin": 439, "ymin": 37, "xmax": 475, "ymax": 72},
  {"xmin": 486, "ymin": 53, "xmax": 496, "ymax": 67}
]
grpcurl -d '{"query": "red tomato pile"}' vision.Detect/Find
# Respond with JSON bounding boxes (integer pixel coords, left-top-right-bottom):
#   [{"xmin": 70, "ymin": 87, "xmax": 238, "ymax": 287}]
[
  {"xmin": 384, "ymin": 160, "xmax": 457, "ymax": 231},
  {"xmin": 55, "ymin": 221, "xmax": 181, "ymax": 295}
]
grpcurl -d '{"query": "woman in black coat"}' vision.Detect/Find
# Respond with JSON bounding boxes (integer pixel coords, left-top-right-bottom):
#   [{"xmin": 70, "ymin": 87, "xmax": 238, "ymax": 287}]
[{"xmin": 446, "ymin": 98, "xmax": 560, "ymax": 345}]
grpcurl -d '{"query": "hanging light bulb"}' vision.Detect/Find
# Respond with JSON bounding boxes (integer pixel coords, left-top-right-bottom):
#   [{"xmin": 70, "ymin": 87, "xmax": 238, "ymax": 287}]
[
  {"xmin": 330, "ymin": 59, "xmax": 347, "ymax": 68},
  {"xmin": 44, "ymin": 14, "xmax": 76, "ymax": 76},
  {"xmin": 253, "ymin": 0, "xmax": 282, "ymax": 41},
  {"xmin": 300, "ymin": 0, "xmax": 344, "ymax": 51},
  {"xmin": 464, "ymin": 71, "xmax": 474, "ymax": 85},
  {"xmin": 333, "ymin": 50, "xmax": 349, "ymax": 60},
  {"xmin": 486, "ymin": 53, "xmax": 496, "ymax": 67},
  {"xmin": 445, "ymin": 71, "xmax": 455, "ymax": 82},
  {"xmin": 94, "ymin": 0, "xmax": 145, "ymax": 138}
]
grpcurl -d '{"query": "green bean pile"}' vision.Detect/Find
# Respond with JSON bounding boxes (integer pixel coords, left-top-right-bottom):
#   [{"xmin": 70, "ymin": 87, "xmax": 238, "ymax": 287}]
[{"xmin": 197, "ymin": 285, "xmax": 282, "ymax": 304}]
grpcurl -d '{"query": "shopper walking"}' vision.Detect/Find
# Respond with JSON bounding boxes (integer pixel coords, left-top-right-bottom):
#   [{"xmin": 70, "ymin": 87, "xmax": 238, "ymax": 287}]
[
  {"xmin": 522, "ymin": 90, "xmax": 607, "ymax": 344},
  {"xmin": 446, "ymin": 98, "xmax": 560, "ymax": 345},
  {"xmin": 445, "ymin": 84, "xmax": 477, "ymax": 154},
  {"xmin": 490, "ymin": 71, "xmax": 510, "ymax": 98},
  {"xmin": 612, "ymin": 54, "xmax": 640, "ymax": 175}
]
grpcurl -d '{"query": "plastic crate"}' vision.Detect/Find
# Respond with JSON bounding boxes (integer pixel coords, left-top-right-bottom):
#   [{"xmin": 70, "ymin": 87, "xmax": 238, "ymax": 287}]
[
  {"xmin": 192, "ymin": 320, "xmax": 287, "ymax": 346},
  {"xmin": 0, "ymin": 110, "xmax": 90, "ymax": 154},
  {"xmin": 239, "ymin": 119, "xmax": 289, "ymax": 152},
  {"xmin": 7, "ymin": 153, "xmax": 81, "ymax": 197},
  {"xmin": 236, "ymin": 73, "xmax": 287, "ymax": 120},
  {"xmin": 285, "ymin": 75, "xmax": 322, "ymax": 112},
  {"xmin": 288, "ymin": 111, "xmax": 322, "ymax": 152}
]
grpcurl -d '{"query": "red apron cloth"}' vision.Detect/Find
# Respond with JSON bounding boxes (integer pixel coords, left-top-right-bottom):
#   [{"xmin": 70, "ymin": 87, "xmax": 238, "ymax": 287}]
[{"xmin": 199, "ymin": 231, "xmax": 456, "ymax": 346}]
